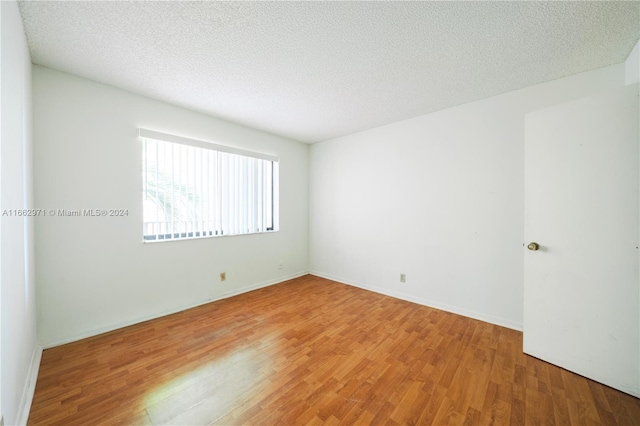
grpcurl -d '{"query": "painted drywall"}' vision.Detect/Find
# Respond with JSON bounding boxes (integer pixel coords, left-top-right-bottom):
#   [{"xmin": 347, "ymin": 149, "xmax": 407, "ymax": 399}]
[
  {"xmin": 33, "ymin": 66, "xmax": 309, "ymax": 347},
  {"xmin": 625, "ymin": 39, "xmax": 639, "ymax": 84},
  {"xmin": 1, "ymin": 1, "xmax": 39, "ymax": 425},
  {"xmin": 309, "ymin": 63, "xmax": 626, "ymax": 330}
]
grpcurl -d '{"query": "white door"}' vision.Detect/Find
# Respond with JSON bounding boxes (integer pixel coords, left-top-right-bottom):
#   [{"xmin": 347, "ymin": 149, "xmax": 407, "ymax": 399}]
[{"xmin": 524, "ymin": 83, "xmax": 639, "ymax": 397}]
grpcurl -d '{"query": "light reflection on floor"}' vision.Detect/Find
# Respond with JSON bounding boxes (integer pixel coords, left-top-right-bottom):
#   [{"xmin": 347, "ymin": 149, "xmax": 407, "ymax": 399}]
[{"xmin": 142, "ymin": 347, "xmax": 272, "ymax": 425}]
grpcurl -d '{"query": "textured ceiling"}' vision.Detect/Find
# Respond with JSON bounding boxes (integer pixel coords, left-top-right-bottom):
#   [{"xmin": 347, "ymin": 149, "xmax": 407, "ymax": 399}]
[{"xmin": 18, "ymin": 1, "xmax": 640, "ymax": 143}]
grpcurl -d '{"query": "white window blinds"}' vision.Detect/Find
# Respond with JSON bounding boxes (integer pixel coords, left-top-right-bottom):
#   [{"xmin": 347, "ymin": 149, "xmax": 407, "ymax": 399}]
[{"xmin": 140, "ymin": 129, "xmax": 279, "ymax": 242}]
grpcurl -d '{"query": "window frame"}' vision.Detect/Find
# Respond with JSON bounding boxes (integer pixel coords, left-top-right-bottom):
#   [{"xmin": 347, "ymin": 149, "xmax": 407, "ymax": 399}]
[{"xmin": 139, "ymin": 129, "xmax": 279, "ymax": 243}]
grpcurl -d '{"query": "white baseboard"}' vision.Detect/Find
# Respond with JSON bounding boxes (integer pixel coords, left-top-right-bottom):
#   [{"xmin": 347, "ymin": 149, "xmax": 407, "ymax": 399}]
[
  {"xmin": 42, "ymin": 271, "xmax": 309, "ymax": 349},
  {"xmin": 42, "ymin": 269, "xmax": 521, "ymax": 348},
  {"xmin": 309, "ymin": 270, "xmax": 523, "ymax": 331},
  {"xmin": 17, "ymin": 344, "xmax": 43, "ymax": 426},
  {"xmin": 217, "ymin": 271, "xmax": 309, "ymax": 301}
]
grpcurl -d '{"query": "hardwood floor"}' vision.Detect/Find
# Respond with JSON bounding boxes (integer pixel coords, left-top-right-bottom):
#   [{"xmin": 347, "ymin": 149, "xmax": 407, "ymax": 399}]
[{"xmin": 28, "ymin": 275, "xmax": 640, "ymax": 425}]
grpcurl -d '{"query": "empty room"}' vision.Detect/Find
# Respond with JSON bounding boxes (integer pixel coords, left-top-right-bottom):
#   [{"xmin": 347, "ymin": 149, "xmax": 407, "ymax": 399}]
[{"xmin": 2, "ymin": 1, "xmax": 640, "ymax": 425}]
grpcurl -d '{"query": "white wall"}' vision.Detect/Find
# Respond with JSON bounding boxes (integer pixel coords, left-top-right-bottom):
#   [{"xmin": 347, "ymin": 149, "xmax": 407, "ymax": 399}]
[
  {"xmin": 309, "ymin": 64, "xmax": 626, "ymax": 330},
  {"xmin": 33, "ymin": 66, "xmax": 309, "ymax": 347},
  {"xmin": 1, "ymin": 1, "xmax": 39, "ymax": 425},
  {"xmin": 625, "ymin": 39, "xmax": 639, "ymax": 84}
]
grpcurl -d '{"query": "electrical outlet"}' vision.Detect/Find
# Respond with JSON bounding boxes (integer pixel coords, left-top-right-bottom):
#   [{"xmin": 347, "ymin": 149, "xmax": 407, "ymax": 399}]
[
  {"xmin": 278, "ymin": 262, "xmax": 283, "ymax": 270},
  {"xmin": 400, "ymin": 273, "xmax": 406, "ymax": 283},
  {"xmin": 220, "ymin": 272, "xmax": 226, "ymax": 282}
]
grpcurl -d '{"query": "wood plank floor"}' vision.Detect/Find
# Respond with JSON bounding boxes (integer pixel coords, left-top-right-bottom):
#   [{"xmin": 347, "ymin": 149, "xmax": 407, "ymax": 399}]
[{"xmin": 28, "ymin": 275, "xmax": 640, "ymax": 425}]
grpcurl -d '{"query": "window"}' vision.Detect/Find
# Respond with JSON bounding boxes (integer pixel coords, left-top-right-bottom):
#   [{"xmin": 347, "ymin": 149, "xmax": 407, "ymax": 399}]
[{"xmin": 140, "ymin": 129, "xmax": 279, "ymax": 242}]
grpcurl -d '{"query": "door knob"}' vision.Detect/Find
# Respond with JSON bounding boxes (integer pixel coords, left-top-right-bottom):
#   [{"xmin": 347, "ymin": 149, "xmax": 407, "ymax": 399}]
[{"xmin": 527, "ymin": 242, "xmax": 540, "ymax": 251}]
